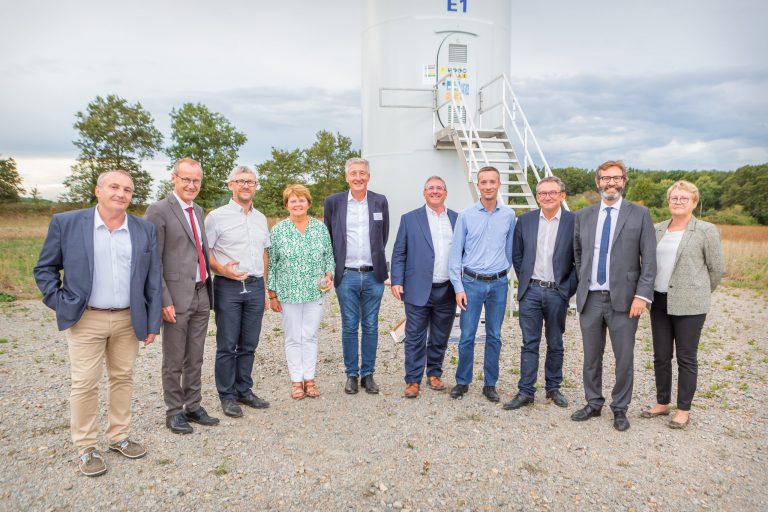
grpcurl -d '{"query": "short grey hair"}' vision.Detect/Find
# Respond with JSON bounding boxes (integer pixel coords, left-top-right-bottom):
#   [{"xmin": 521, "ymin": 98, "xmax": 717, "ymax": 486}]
[
  {"xmin": 96, "ymin": 169, "xmax": 133, "ymax": 188},
  {"xmin": 228, "ymin": 165, "xmax": 257, "ymax": 182},
  {"xmin": 172, "ymin": 157, "xmax": 202, "ymax": 174},
  {"xmin": 536, "ymin": 176, "xmax": 565, "ymax": 193},
  {"xmin": 423, "ymin": 176, "xmax": 447, "ymax": 191},
  {"xmin": 345, "ymin": 157, "xmax": 370, "ymax": 175}
]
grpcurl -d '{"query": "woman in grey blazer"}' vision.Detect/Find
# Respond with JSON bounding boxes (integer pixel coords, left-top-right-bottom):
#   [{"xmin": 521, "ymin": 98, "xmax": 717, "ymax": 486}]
[{"xmin": 641, "ymin": 180, "xmax": 725, "ymax": 429}]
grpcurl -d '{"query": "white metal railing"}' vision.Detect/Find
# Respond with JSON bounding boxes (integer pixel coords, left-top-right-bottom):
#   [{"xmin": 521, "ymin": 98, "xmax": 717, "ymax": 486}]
[
  {"xmin": 478, "ymin": 74, "xmax": 568, "ymax": 210},
  {"xmin": 434, "ymin": 72, "xmax": 490, "ymax": 180}
]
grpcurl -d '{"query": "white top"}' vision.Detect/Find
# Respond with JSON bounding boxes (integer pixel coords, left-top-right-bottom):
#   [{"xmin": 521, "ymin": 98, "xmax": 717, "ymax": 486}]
[
  {"xmin": 532, "ymin": 208, "xmax": 561, "ymax": 282},
  {"xmin": 425, "ymin": 205, "xmax": 453, "ymax": 283},
  {"xmin": 344, "ymin": 191, "xmax": 373, "ymax": 268},
  {"xmin": 89, "ymin": 207, "xmax": 131, "ymax": 309},
  {"xmin": 654, "ymin": 229, "xmax": 684, "ymax": 293},
  {"xmin": 173, "ymin": 192, "xmax": 206, "ymax": 282},
  {"xmin": 205, "ymin": 200, "xmax": 270, "ymax": 277},
  {"xmin": 589, "ymin": 197, "xmax": 622, "ymax": 291}
]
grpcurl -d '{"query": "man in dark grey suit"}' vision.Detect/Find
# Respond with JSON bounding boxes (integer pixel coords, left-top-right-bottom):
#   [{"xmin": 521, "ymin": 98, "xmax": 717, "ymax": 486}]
[
  {"xmin": 35, "ymin": 170, "xmax": 161, "ymax": 476},
  {"xmin": 324, "ymin": 157, "xmax": 389, "ymax": 395},
  {"xmin": 572, "ymin": 160, "xmax": 656, "ymax": 431},
  {"xmin": 145, "ymin": 158, "xmax": 219, "ymax": 434}
]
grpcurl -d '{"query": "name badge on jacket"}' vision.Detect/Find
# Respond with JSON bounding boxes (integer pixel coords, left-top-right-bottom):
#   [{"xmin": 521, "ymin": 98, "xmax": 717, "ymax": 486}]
[{"xmin": 373, "ymin": 212, "xmax": 383, "ymax": 221}]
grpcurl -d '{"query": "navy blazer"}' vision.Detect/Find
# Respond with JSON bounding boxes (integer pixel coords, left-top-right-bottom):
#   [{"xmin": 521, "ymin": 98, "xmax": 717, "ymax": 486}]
[
  {"xmin": 512, "ymin": 208, "xmax": 577, "ymax": 302},
  {"xmin": 34, "ymin": 207, "xmax": 162, "ymax": 341},
  {"xmin": 324, "ymin": 190, "xmax": 389, "ymax": 287},
  {"xmin": 391, "ymin": 206, "xmax": 458, "ymax": 306}
]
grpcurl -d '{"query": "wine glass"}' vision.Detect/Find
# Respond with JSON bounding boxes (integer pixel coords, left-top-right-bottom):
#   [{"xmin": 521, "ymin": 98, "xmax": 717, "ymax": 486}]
[{"xmin": 236, "ymin": 263, "xmax": 250, "ymax": 294}]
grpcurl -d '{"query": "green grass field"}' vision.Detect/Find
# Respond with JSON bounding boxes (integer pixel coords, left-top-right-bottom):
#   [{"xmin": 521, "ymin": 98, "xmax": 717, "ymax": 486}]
[{"xmin": 1, "ymin": 212, "xmax": 766, "ymax": 300}]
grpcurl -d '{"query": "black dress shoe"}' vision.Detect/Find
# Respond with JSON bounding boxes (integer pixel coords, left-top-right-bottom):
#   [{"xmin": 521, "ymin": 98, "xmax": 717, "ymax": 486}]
[
  {"xmin": 482, "ymin": 386, "xmax": 500, "ymax": 403},
  {"xmin": 571, "ymin": 404, "xmax": 602, "ymax": 421},
  {"xmin": 166, "ymin": 412, "xmax": 193, "ymax": 434},
  {"xmin": 545, "ymin": 389, "xmax": 569, "ymax": 408},
  {"xmin": 360, "ymin": 375, "xmax": 380, "ymax": 394},
  {"xmin": 237, "ymin": 392, "xmax": 270, "ymax": 409},
  {"xmin": 185, "ymin": 406, "xmax": 220, "ymax": 426},
  {"xmin": 613, "ymin": 410, "xmax": 630, "ymax": 431},
  {"xmin": 450, "ymin": 384, "xmax": 469, "ymax": 399},
  {"xmin": 344, "ymin": 376, "xmax": 359, "ymax": 395},
  {"xmin": 503, "ymin": 393, "xmax": 534, "ymax": 410},
  {"xmin": 221, "ymin": 399, "xmax": 243, "ymax": 418}
]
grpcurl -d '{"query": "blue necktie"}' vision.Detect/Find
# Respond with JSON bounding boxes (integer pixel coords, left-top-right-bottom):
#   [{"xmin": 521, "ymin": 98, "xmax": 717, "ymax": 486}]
[{"xmin": 597, "ymin": 206, "xmax": 613, "ymax": 285}]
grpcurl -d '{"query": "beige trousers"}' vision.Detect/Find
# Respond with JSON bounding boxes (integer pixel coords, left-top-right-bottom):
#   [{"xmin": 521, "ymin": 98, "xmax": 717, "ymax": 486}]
[{"xmin": 66, "ymin": 309, "xmax": 139, "ymax": 454}]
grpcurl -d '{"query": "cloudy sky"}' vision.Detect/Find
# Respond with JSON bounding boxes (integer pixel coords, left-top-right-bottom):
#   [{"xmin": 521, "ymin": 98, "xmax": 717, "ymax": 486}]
[{"xmin": 1, "ymin": 0, "xmax": 766, "ymax": 199}]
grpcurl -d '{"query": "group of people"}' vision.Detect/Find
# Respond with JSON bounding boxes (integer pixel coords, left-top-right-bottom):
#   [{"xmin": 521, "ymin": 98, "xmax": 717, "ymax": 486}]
[{"xmin": 34, "ymin": 157, "xmax": 724, "ymax": 477}]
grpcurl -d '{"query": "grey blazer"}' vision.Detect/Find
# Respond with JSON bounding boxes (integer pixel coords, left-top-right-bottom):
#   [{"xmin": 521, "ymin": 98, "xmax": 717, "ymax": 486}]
[
  {"xmin": 145, "ymin": 195, "xmax": 213, "ymax": 312},
  {"xmin": 654, "ymin": 217, "xmax": 725, "ymax": 316},
  {"xmin": 574, "ymin": 200, "xmax": 657, "ymax": 313}
]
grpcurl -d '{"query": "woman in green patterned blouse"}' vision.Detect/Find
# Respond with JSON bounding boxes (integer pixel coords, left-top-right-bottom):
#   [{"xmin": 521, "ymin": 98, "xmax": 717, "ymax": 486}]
[{"xmin": 267, "ymin": 184, "xmax": 335, "ymax": 400}]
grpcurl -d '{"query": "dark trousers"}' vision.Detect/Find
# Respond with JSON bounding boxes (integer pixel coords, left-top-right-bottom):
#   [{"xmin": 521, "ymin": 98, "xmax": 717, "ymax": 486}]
[
  {"xmin": 650, "ymin": 292, "xmax": 706, "ymax": 411},
  {"xmin": 517, "ymin": 285, "xmax": 568, "ymax": 397},
  {"xmin": 578, "ymin": 291, "xmax": 639, "ymax": 413},
  {"xmin": 161, "ymin": 284, "xmax": 210, "ymax": 416},
  {"xmin": 403, "ymin": 282, "xmax": 456, "ymax": 384},
  {"xmin": 213, "ymin": 276, "xmax": 265, "ymax": 401}
]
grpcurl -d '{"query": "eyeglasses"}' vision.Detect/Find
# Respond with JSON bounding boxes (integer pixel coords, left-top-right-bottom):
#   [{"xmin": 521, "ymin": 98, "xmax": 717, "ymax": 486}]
[
  {"xmin": 173, "ymin": 173, "xmax": 202, "ymax": 187},
  {"xmin": 669, "ymin": 196, "xmax": 691, "ymax": 204},
  {"xmin": 599, "ymin": 176, "xmax": 625, "ymax": 184},
  {"xmin": 425, "ymin": 185, "xmax": 446, "ymax": 192},
  {"xmin": 232, "ymin": 179, "xmax": 257, "ymax": 188},
  {"xmin": 536, "ymin": 190, "xmax": 562, "ymax": 198}
]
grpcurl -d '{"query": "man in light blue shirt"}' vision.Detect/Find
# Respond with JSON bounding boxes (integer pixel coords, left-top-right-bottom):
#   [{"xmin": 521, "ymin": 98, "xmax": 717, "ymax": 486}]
[{"xmin": 448, "ymin": 166, "xmax": 516, "ymax": 402}]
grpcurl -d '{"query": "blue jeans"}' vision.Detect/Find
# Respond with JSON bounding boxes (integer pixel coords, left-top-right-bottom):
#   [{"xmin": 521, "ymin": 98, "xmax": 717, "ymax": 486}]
[
  {"xmin": 213, "ymin": 276, "xmax": 265, "ymax": 400},
  {"xmin": 335, "ymin": 270, "xmax": 385, "ymax": 377},
  {"xmin": 455, "ymin": 275, "xmax": 508, "ymax": 386},
  {"xmin": 517, "ymin": 285, "xmax": 568, "ymax": 397}
]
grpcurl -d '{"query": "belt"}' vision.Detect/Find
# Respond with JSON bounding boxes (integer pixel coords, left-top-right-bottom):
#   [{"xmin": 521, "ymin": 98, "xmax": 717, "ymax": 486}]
[
  {"xmin": 530, "ymin": 279, "xmax": 557, "ymax": 289},
  {"xmin": 463, "ymin": 268, "xmax": 507, "ymax": 281},
  {"xmin": 345, "ymin": 266, "xmax": 374, "ymax": 272},
  {"xmin": 244, "ymin": 275, "xmax": 262, "ymax": 284},
  {"xmin": 86, "ymin": 306, "xmax": 129, "ymax": 312},
  {"xmin": 589, "ymin": 290, "xmax": 610, "ymax": 295},
  {"xmin": 195, "ymin": 281, "xmax": 207, "ymax": 290},
  {"xmin": 432, "ymin": 280, "xmax": 451, "ymax": 288}
]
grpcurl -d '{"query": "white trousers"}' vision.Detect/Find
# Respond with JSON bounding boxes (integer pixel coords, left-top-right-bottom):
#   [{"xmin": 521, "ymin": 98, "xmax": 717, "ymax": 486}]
[{"xmin": 281, "ymin": 299, "xmax": 324, "ymax": 381}]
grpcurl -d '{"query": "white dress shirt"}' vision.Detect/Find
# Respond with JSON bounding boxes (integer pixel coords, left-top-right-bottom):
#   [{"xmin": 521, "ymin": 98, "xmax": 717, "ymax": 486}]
[
  {"xmin": 589, "ymin": 197, "xmax": 622, "ymax": 292},
  {"xmin": 89, "ymin": 207, "xmax": 131, "ymax": 309},
  {"xmin": 173, "ymin": 192, "xmax": 205, "ymax": 282},
  {"xmin": 344, "ymin": 191, "xmax": 373, "ymax": 268},
  {"xmin": 425, "ymin": 205, "xmax": 453, "ymax": 283},
  {"xmin": 531, "ymin": 208, "xmax": 561, "ymax": 282},
  {"xmin": 205, "ymin": 200, "xmax": 270, "ymax": 277}
]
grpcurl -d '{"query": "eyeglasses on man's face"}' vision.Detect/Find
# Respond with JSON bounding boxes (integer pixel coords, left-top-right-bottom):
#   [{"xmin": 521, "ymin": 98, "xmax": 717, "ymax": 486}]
[
  {"xmin": 173, "ymin": 173, "xmax": 202, "ymax": 187},
  {"xmin": 232, "ymin": 179, "xmax": 257, "ymax": 188},
  {"xmin": 536, "ymin": 190, "xmax": 562, "ymax": 198},
  {"xmin": 425, "ymin": 185, "xmax": 446, "ymax": 192},
  {"xmin": 669, "ymin": 196, "xmax": 691, "ymax": 204},
  {"xmin": 598, "ymin": 175, "xmax": 625, "ymax": 184}
]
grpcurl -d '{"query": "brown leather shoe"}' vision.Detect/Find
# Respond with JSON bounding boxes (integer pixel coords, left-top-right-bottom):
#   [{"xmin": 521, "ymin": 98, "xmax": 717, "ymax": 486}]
[
  {"xmin": 428, "ymin": 376, "xmax": 446, "ymax": 391},
  {"xmin": 403, "ymin": 383, "xmax": 420, "ymax": 399}
]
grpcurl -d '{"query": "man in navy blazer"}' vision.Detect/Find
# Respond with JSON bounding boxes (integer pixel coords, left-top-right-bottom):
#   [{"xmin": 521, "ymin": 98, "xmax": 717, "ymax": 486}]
[
  {"xmin": 504, "ymin": 176, "xmax": 577, "ymax": 411},
  {"xmin": 324, "ymin": 157, "xmax": 389, "ymax": 395},
  {"xmin": 391, "ymin": 176, "xmax": 458, "ymax": 398},
  {"xmin": 34, "ymin": 170, "xmax": 161, "ymax": 476}
]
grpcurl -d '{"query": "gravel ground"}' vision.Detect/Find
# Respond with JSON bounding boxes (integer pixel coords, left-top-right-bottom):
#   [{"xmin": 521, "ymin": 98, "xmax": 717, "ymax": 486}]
[{"xmin": 1, "ymin": 286, "xmax": 767, "ymax": 511}]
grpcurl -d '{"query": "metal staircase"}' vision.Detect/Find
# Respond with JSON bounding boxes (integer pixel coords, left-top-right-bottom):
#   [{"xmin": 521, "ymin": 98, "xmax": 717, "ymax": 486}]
[{"xmin": 432, "ymin": 73, "xmax": 565, "ymax": 212}]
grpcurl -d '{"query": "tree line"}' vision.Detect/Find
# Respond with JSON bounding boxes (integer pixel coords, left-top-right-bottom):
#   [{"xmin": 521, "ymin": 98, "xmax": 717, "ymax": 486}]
[{"xmin": 0, "ymin": 93, "xmax": 765, "ymax": 224}]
